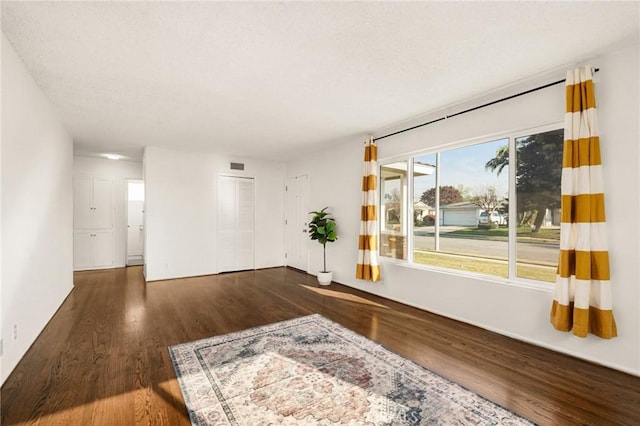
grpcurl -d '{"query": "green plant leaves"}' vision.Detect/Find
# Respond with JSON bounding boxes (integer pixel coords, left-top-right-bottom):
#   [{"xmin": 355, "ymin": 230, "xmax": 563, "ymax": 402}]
[
  {"xmin": 308, "ymin": 207, "xmax": 338, "ymax": 245},
  {"xmin": 308, "ymin": 207, "xmax": 338, "ymax": 272}
]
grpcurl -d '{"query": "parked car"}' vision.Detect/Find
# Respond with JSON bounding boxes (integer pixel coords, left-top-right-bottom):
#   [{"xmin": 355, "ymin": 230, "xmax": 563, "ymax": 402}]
[{"xmin": 478, "ymin": 211, "xmax": 506, "ymax": 226}]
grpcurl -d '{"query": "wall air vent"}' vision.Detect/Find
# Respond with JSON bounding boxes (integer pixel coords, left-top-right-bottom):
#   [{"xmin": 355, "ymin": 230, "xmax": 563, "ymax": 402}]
[{"xmin": 230, "ymin": 162, "xmax": 245, "ymax": 171}]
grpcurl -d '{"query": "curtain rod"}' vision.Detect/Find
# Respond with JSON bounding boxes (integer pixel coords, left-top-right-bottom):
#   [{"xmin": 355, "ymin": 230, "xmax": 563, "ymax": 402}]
[{"xmin": 373, "ymin": 68, "xmax": 600, "ymax": 142}]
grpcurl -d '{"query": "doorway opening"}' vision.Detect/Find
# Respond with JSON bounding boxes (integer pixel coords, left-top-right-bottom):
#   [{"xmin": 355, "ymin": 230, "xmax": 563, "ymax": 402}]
[{"xmin": 126, "ymin": 179, "xmax": 144, "ymax": 266}]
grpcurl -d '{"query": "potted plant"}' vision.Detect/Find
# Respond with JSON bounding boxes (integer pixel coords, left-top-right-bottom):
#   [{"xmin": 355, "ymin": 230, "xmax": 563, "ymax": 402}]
[{"xmin": 308, "ymin": 207, "xmax": 338, "ymax": 285}]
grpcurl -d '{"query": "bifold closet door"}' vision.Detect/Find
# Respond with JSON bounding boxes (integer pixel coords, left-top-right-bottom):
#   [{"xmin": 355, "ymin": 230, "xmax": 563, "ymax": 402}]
[{"xmin": 217, "ymin": 176, "xmax": 255, "ymax": 273}]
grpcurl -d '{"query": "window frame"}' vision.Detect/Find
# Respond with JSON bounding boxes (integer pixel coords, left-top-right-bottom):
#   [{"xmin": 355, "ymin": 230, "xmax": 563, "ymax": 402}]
[{"xmin": 378, "ymin": 121, "xmax": 564, "ymax": 290}]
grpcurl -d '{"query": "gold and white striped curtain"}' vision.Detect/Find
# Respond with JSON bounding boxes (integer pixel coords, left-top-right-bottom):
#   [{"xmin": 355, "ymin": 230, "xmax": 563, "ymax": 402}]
[
  {"xmin": 550, "ymin": 66, "xmax": 617, "ymax": 339},
  {"xmin": 356, "ymin": 136, "xmax": 381, "ymax": 282}
]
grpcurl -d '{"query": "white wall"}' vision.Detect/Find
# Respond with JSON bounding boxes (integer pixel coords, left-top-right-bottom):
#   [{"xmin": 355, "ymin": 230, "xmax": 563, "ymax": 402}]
[
  {"xmin": 143, "ymin": 147, "xmax": 285, "ymax": 281},
  {"xmin": 73, "ymin": 156, "xmax": 143, "ymax": 267},
  {"xmin": 1, "ymin": 34, "xmax": 74, "ymax": 384},
  {"xmin": 0, "ymin": 43, "xmax": 3, "ymax": 379},
  {"xmin": 287, "ymin": 43, "xmax": 640, "ymax": 375}
]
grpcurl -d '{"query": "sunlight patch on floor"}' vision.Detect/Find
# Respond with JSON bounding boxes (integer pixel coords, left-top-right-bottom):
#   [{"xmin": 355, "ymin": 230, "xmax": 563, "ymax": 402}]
[{"xmin": 299, "ymin": 285, "xmax": 388, "ymax": 309}]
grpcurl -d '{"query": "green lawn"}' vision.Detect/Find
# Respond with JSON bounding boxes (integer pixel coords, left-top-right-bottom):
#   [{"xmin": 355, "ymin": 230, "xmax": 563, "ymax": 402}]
[{"xmin": 413, "ymin": 251, "xmax": 556, "ymax": 282}]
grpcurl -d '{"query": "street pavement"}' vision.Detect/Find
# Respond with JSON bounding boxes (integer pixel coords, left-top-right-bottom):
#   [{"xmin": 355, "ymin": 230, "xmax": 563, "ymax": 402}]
[{"xmin": 413, "ymin": 228, "xmax": 559, "ymax": 264}]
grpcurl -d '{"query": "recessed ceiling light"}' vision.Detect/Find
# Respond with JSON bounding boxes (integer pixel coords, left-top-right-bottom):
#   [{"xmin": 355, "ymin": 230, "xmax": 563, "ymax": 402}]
[{"xmin": 104, "ymin": 153, "xmax": 121, "ymax": 160}]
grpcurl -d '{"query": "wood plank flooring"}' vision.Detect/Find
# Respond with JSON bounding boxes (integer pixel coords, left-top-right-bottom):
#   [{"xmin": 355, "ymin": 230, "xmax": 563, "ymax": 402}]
[{"xmin": 2, "ymin": 266, "xmax": 639, "ymax": 425}]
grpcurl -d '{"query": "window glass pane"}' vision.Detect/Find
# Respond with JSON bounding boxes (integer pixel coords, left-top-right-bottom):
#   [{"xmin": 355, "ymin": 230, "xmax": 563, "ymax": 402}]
[
  {"xmin": 515, "ymin": 129, "xmax": 563, "ymax": 282},
  {"xmin": 412, "ymin": 154, "xmax": 436, "ymax": 258},
  {"xmin": 380, "ymin": 161, "xmax": 408, "ymax": 260},
  {"xmin": 414, "ymin": 139, "xmax": 509, "ymax": 278}
]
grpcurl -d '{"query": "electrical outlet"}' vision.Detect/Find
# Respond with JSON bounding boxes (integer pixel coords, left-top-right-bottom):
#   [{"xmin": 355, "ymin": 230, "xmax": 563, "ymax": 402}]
[{"xmin": 13, "ymin": 324, "xmax": 18, "ymax": 341}]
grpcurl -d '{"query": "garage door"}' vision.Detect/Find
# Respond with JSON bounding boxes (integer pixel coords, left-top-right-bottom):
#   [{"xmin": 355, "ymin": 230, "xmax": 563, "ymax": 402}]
[{"xmin": 441, "ymin": 210, "xmax": 477, "ymax": 226}]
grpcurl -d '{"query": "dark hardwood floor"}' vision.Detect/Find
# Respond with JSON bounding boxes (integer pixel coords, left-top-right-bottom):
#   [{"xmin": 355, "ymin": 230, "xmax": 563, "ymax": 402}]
[{"xmin": 2, "ymin": 266, "xmax": 639, "ymax": 425}]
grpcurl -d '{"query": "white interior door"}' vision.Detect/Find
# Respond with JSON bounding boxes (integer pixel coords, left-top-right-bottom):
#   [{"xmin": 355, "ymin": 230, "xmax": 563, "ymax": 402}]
[
  {"xmin": 93, "ymin": 231, "xmax": 114, "ymax": 268},
  {"xmin": 127, "ymin": 200, "xmax": 144, "ymax": 255},
  {"xmin": 73, "ymin": 231, "xmax": 92, "ymax": 269},
  {"xmin": 92, "ymin": 177, "xmax": 113, "ymax": 229},
  {"xmin": 218, "ymin": 176, "xmax": 255, "ymax": 273},
  {"xmin": 127, "ymin": 180, "xmax": 145, "ymax": 264},
  {"xmin": 285, "ymin": 174, "xmax": 309, "ymax": 271},
  {"xmin": 73, "ymin": 176, "xmax": 93, "ymax": 229},
  {"xmin": 235, "ymin": 179, "xmax": 255, "ymax": 271}
]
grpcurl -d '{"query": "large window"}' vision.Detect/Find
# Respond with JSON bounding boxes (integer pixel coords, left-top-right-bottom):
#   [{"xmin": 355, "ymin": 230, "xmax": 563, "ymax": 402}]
[{"xmin": 380, "ymin": 127, "xmax": 562, "ymax": 284}]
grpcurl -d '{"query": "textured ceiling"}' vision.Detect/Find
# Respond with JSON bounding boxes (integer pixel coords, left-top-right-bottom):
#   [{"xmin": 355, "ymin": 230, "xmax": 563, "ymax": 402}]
[{"xmin": 2, "ymin": 2, "xmax": 639, "ymax": 161}]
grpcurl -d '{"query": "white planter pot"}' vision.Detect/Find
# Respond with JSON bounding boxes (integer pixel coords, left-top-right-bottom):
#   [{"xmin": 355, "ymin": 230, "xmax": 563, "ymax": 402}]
[{"xmin": 317, "ymin": 271, "xmax": 333, "ymax": 285}]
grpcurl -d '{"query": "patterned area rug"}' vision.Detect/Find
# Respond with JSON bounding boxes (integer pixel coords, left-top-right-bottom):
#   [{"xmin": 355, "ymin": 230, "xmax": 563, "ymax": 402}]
[{"xmin": 169, "ymin": 314, "xmax": 533, "ymax": 425}]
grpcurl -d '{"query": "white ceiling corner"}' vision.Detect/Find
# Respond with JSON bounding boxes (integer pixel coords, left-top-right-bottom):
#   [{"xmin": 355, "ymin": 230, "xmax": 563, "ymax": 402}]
[{"xmin": 1, "ymin": 1, "xmax": 638, "ymax": 162}]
